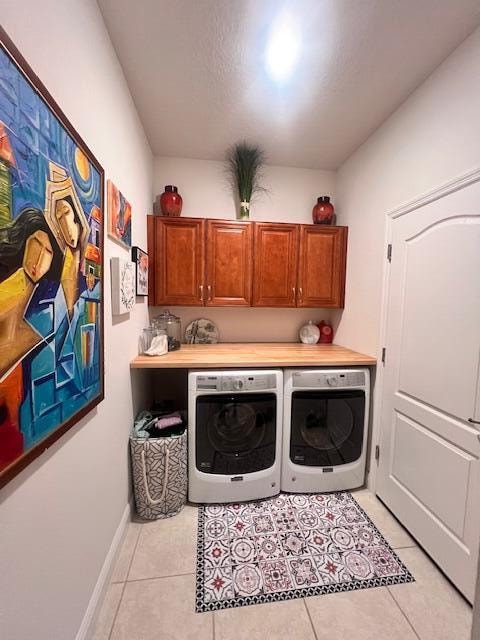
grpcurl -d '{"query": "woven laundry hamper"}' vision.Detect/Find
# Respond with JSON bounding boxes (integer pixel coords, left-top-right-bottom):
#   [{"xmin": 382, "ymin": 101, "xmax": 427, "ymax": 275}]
[{"xmin": 130, "ymin": 413, "xmax": 187, "ymax": 520}]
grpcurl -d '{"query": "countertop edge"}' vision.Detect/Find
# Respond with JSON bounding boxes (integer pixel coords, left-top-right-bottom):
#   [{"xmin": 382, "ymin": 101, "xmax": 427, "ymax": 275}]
[{"xmin": 130, "ymin": 343, "xmax": 377, "ymax": 369}]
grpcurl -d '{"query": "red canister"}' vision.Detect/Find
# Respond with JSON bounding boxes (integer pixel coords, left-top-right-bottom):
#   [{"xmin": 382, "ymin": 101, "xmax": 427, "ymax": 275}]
[{"xmin": 318, "ymin": 321, "xmax": 334, "ymax": 343}]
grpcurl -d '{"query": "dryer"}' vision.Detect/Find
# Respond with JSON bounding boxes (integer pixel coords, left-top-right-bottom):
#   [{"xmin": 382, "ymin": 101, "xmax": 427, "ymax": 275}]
[
  {"xmin": 188, "ymin": 370, "xmax": 283, "ymax": 503},
  {"xmin": 282, "ymin": 368, "xmax": 370, "ymax": 493}
]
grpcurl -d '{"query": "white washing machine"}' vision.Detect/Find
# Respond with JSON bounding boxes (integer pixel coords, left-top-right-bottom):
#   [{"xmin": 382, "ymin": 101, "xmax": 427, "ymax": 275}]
[
  {"xmin": 282, "ymin": 368, "xmax": 370, "ymax": 493},
  {"xmin": 188, "ymin": 370, "xmax": 283, "ymax": 503}
]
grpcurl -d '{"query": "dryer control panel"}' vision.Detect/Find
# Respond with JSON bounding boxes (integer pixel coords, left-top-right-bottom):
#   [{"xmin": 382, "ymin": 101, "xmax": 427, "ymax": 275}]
[
  {"xmin": 196, "ymin": 373, "xmax": 278, "ymax": 392},
  {"xmin": 292, "ymin": 370, "xmax": 367, "ymax": 389}
]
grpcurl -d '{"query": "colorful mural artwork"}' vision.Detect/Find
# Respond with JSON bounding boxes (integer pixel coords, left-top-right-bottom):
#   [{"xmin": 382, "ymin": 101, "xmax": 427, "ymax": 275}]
[
  {"xmin": 0, "ymin": 30, "xmax": 104, "ymax": 486},
  {"xmin": 107, "ymin": 179, "xmax": 132, "ymax": 249}
]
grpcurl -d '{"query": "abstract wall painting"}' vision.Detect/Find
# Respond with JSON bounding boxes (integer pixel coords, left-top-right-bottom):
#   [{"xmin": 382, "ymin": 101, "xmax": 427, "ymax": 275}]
[
  {"xmin": 0, "ymin": 28, "xmax": 104, "ymax": 487},
  {"xmin": 107, "ymin": 180, "xmax": 132, "ymax": 249},
  {"xmin": 111, "ymin": 257, "xmax": 135, "ymax": 315},
  {"xmin": 132, "ymin": 246, "xmax": 148, "ymax": 296}
]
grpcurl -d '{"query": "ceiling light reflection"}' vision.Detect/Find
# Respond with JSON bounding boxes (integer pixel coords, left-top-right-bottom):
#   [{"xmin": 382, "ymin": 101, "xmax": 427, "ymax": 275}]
[{"xmin": 265, "ymin": 10, "xmax": 300, "ymax": 85}]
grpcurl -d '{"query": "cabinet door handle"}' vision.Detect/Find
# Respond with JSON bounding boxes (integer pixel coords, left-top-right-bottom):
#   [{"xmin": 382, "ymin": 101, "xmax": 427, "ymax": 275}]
[
  {"xmin": 298, "ymin": 287, "xmax": 303, "ymax": 302},
  {"xmin": 207, "ymin": 285, "xmax": 212, "ymax": 301},
  {"xmin": 199, "ymin": 284, "xmax": 204, "ymax": 302},
  {"xmin": 292, "ymin": 287, "xmax": 296, "ymax": 299},
  {"xmin": 468, "ymin": 418, "xmax": 480, "ymax": 425}
]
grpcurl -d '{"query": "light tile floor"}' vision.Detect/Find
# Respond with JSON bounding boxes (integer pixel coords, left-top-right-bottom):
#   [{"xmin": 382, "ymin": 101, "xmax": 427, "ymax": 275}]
[{"xmin": 91, "ymin": 490, "xmax": 473, "ymax": 640}]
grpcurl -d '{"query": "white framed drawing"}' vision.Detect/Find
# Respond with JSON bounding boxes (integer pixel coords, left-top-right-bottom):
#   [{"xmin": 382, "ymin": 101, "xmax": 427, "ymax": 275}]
[
  {"xmin": 132, "ymin": 246, "xmax": 148, "ymax": 296},
  {"xmin": 111, "ymin": 257, "xmax": 136, "ymax": 315}
]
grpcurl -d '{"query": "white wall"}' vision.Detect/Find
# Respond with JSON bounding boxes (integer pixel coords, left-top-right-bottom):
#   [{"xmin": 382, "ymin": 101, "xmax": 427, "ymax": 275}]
[
  {"xmin": 154, "ymin": 156, "xmax": 335, "ymax": 222},
  {"xmin": 333, "ymin": 26, "xmax": 480, "ymax": 357},
  {"xmin": 153, "ymin": 157, "xmax": 337, "ymax": 341},
  {"xmin": 332, "ymin": 26, "xmax": 480, "ymax": 499},
  {"xmin": 0, "ymin": 2, "xmax": 152, "ymax": 639},
  {"xmin": 159, "ymin": 306, "xmax": 332, "ymax": 343}
]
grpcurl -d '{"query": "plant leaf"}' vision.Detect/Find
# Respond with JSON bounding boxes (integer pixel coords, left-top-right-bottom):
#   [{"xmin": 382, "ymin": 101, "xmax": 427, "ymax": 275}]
[{"xmin": 225, "ymin": 141, "xmax": 266, "ymax": 202}]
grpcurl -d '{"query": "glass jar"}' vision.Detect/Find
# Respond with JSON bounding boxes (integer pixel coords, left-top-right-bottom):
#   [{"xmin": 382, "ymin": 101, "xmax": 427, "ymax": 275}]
[
  {"xmin": 153, "ymin": 309, "xmax": 182, "ymax": 351},
  {"xmin": 139, "ymin": 326, "xmax": 166, "ymax": 354}
]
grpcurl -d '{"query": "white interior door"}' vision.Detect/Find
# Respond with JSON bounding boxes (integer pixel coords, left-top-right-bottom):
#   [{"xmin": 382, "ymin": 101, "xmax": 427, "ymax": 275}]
[{"xmin": 377, "ymin": 180, "xmax": 480, "ymax": 602}]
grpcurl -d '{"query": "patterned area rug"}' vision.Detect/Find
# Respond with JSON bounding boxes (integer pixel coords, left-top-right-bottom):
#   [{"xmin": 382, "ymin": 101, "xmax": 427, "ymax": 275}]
[{"xmin": 196, "ymin": 492, "xmax": 414, "ymax": 612}]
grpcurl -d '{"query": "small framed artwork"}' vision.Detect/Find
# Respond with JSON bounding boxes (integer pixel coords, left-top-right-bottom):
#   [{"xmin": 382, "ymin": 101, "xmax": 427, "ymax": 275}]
[
  {"xmin": 107, "ymin": 179, "xmax": 132, "ymax": 249},
  {"xmin": 111, "ymin": 257, "xmax": 136, "ymax": 315},
  {"xmin": 132, "ymin": 246, "xmax": 148, "ymax": 296}
]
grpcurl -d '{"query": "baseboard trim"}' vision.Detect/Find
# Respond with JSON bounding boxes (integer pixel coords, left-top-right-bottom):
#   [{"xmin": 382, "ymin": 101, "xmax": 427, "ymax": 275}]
[{"xmin": 76, "ymin": 502, "xmax": 132, "ymax": 640}]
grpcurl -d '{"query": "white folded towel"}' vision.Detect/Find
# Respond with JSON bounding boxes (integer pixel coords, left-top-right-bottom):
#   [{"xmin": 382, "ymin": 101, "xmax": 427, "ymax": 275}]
[{"xmin": 145, "ymin": 334, "xmax": 168, "ymax": 356}]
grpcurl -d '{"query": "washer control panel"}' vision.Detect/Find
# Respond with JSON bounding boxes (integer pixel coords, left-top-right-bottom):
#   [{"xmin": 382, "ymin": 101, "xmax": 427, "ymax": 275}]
[
  {"xmin": 196, "ymin": 373, "xmax": 277, "ymax": 392},
  {"xmin": 292, "ymin": 370, "xmax": 367, "ymax": 389}
]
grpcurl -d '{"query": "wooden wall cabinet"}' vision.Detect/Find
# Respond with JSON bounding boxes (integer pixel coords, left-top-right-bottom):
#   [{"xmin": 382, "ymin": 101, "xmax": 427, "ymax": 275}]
[
  {"xmin": 252, "ymin": 223, "xmax": 299, "ymax": 307},
  {"xmin": 297, "ymin": 225, "xmax": 347, "ymax": 308},
  {"xmin": 153, "ymin": 217, "xmax": 205, "ymax": 305},
  {"xmin": 149, "ymin": 217, "xmax": 252, "ymax": 306},
  {"xmin": 206, "ymin": 220, "xmax": 252, "ymax": 306},
  {"xmin": 148, "ymin": 216, "xmax": 347, "ymax": 308}
]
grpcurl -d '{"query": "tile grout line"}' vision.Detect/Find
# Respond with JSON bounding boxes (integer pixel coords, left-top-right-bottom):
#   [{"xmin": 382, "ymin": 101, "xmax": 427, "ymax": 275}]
[
  {"xmin": 107, "ymin": 524, "xmax": 142, "ymax": 640},
  {"xmin": 386, "ymin": 586, "xmax": 422, "ymax": 640},
  {"xmin": 107, "ymin": 581, "xmax": 128, "ymax": 640},
  {"xmin": 393, "ymin": 544, "xmax": 417, "ymax": 550},
  {"xmin": 125, "ymin": 571, "xmax": 196, "ymax": 584},
  {"xmin": 303, "ymin": 598, "xmax": 319, "ymax": 640},
  {"xmin": 125, "ymin": 525, "xmax": 143, "ymax": 582}
]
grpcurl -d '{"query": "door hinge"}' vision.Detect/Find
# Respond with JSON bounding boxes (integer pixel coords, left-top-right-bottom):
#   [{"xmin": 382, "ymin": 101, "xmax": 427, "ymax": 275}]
[
  {"xmin": 381, "ymin": 347, "xmax": 386, "ymax": 365},
  {"xmin": 387, "ymin": 244, "xmax": 392, "ymax": 262},
  {"xmin": 375, "ymin": 445, "xmax": 380, "ymax": 462}
]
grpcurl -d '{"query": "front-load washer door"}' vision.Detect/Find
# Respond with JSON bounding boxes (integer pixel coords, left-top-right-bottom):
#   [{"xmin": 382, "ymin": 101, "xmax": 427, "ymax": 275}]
[
  {"xmin": 196, "ymin": 393, "xmax": 276, "ymax": 474},
  {"xmin": 290, "ymin": 390, "xmax": 365, "ymax": 467}
]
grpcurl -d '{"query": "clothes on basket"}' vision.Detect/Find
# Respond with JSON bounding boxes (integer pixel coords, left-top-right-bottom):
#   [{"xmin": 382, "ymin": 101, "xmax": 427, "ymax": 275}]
[{"xmin": 134, "ymin": 409, "xmax": 186, "ymax": 439}]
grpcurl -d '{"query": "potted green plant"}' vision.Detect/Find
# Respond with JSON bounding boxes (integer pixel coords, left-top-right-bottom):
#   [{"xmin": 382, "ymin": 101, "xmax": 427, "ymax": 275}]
[{"xmin": 225, "ymin": 141, "xmax": 266, "ymax": 220}]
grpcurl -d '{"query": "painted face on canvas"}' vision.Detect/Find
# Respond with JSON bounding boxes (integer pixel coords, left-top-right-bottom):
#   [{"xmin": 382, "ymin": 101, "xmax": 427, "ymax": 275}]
[
  {"xmin": 55, "ymin": 199, "xmax": 80, "ymax": 248},
  {"xmin": 22, "ymin": 230, "xmax": 53, "ymax": 283},
  {"xmin": 139, "ymin": 254, "xmax": 148, "ymax": 272}
]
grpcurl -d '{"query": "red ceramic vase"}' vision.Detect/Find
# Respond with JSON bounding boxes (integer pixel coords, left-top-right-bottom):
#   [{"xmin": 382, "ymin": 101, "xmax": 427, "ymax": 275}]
[
  {"xmin": 312, "ymin": 196, "xmax": 334, "ymax": 224},
  {"xmin": 159, "ymin": 185, "xmax": 183, "ymax": 217}
]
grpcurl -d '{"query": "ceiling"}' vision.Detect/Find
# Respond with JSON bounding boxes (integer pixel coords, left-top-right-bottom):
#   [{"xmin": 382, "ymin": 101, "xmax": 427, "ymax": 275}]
[{"xmin": 98, "ymin": 0, "xmax": 480, "ymax": 170}]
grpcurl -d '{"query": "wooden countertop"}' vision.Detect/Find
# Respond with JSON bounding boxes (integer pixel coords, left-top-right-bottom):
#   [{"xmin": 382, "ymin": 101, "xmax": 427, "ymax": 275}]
[{"xmin": 130, "ymin": 343, "xmax": 376, "ymax": 369}]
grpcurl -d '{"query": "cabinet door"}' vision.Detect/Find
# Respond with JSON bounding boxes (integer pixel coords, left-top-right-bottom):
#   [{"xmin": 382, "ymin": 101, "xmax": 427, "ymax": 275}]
[
  {"xmin": 253, "ymin": 223, "xmax": 299, "ymax": 307},
  {"xmin": 297, "ymin": 226, "xmax": 347, "ymax": 308},
  {"xmin": 205, "ymin": 220, "xmax": 252, "ymax": 306},
  {"xmin": 147, "ymin": 215, "xmax": 156, "ymax": 304},
  {"xmin": 154, "ymin": 217, "xmax": 205, "ymax": 305}
]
